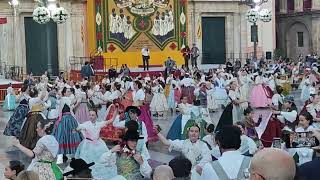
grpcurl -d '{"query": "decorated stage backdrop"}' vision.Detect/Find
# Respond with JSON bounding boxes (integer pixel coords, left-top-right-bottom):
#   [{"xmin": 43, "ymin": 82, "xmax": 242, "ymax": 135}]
[{"xmin": 89, "ymin": 0, "xmax": 188, "ymax": 67}]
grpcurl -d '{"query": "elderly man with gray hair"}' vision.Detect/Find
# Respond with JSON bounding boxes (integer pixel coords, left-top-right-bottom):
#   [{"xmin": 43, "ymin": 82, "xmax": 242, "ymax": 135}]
[{"xmin": 249, "ymin": 148, "xmax": 296, "ymax": 180}]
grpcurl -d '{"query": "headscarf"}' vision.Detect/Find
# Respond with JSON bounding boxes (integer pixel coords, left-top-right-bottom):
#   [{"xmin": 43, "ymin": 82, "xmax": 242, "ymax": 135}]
[{"xmin": 153, "ymin": 165, "xmax": 175, "ymax": 180}]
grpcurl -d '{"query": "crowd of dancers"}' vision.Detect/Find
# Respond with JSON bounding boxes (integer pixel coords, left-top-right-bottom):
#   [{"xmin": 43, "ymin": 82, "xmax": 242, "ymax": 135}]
[{"xmin": 2, "ymin": 58, "xmax": 320, "ymax": 180}]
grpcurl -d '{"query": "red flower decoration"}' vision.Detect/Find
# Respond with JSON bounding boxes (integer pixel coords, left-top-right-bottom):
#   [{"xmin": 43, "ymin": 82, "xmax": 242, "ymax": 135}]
[
  {"xmin": 108, "ymin": 44, "xmax": 116, "ymax": 52},
  {"xmin": 180, "ymin": 32, "xmax": 187, "ymax": 38},
  {"xmin": 96, "ymin": 0, "xmax": 101, "ymax": 5},
  {"xmin": 96, "ymin": 32, "xmax": 103, "ymax": 40},
  {"xmin": 169, "ymin": 43, "xmax": 177, "ymax": 50}
]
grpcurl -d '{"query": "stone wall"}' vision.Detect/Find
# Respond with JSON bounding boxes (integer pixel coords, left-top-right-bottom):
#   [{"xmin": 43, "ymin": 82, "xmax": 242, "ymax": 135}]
[
  {"xmin": 0, "ymin": 0, "xmax": 86, "ymax": 74},
  {"xmin": 277, "ymin": 12, "xmax": 320, "ymax": 59},
  {"xmin": 188, "ymin": 0, "xmax": 276, "ymax": 64}
]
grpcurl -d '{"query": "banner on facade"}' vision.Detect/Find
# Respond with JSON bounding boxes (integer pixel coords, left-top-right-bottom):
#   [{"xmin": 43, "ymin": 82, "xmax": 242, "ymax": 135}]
[{"xmin": 94, "ymin": 0, "xmax": 188, "ymax": 52}]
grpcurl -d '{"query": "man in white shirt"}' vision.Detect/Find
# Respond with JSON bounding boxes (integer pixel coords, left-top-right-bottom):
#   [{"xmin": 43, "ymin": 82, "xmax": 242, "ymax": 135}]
[
  {"xmin": 141, "ymin": 46, "xmax": 150, "ymax": 71},
  {"xmin": 199, "ymin": 126, "xmax": 251, "ymax": 180}
]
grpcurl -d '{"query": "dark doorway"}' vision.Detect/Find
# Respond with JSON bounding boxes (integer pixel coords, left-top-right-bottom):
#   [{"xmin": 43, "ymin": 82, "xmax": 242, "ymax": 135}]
[
  {"xmin": 24, "ymin": 17, "xmax": 58, "ymax": 76},
  {"xmin": 202, "ymin": 17, "xmax": 226, "ymax": 64}
]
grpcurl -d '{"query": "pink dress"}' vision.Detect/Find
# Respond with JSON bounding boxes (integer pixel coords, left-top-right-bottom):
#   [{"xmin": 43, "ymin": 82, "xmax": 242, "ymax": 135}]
[{"xmin": 250, "ymin": 76, "xmax": 271, "ymax": 108}]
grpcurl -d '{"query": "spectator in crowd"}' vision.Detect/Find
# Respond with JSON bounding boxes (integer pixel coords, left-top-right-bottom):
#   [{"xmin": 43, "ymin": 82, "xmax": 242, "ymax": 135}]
[
  {"xmin": 4, "ymin": 160, "xmax": 25, "ymax": 180},
  {"xmin": 80, "ymin": 61, "xmax": 90, "ymax": 78},
  {"xmin": 296, "ymin": 129, "xmax": 320, "ymax": 180},
  {"xmin": 63, "ymin": 158, "xmax": 94, "ymax": 179},
  {"xmin": 169, "ymin": 155, "xmax": 192, "ymax": 179},
  {"xmin": 249, "ymin": 148, "xmax": 296, "ymax": 180},
  {"xmin": 153, "ymin": 165, "xmax": 175, "ymax": 180},
  {"xmin": 199, "ymin": 125, "xmax": 251, "ymax": 180},
  {"xmin": 108, "ymin": 65, "xmax": 117, "ymax": 80}
]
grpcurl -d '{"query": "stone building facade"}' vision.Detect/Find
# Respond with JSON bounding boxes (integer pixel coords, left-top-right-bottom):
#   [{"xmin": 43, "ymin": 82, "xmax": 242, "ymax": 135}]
[
  {"xmin": 276, "ymin": 0, "xmax": 320, "ymax": 60},
  {"xmin": 0, "ymin": 0, "xmax": 86, "ymax": 75},
  {"xmin": 188, "ymin": 0, "xmax": 276, "ymax": 64},
  {"xmin": 0, "ymin": 0, "xmax": 277, "ymax": 73}
]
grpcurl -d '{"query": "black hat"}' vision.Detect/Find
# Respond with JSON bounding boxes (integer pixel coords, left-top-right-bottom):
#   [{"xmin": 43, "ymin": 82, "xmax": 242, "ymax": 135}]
[
  {"xmin": 63, "ymin": 158, "xmax": 94, "ymax": 176},
  {"xmin": 125, "ymin": 106, "xmax": 141, "ymax": 116},
  {"xmin": 123, "ymin": 130, "xmax": 143, "ymax": 141}
]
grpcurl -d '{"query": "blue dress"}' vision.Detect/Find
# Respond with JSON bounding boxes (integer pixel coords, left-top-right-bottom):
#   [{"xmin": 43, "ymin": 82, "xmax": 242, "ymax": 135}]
[
  {"xmin": 3, "ymin": 94, "xmax": 16, "ymax": 111},
  {"xmin": 166, "ymin": 114, "xmax": 183, "ymax": 140},
  {"xmin": 53, "ymin": 112, "xmax": 83, "ymax": 155},
  {"xmin": 3, "ymin": 99, "xmax": 29, "ymax": 137}
]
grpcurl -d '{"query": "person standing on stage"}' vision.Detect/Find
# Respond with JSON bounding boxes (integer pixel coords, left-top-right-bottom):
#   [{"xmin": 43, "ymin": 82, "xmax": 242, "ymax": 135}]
[
  {"xmin": 141, "ymin": 46, "xmax": 150, "ymax": 71},
  {"xmin": 191, "ymin": 43, "xmax": 200, "ymax": 68},
  {"xmin": 181, "ymin": 46, "xmax": 191, "ymax": 70}
]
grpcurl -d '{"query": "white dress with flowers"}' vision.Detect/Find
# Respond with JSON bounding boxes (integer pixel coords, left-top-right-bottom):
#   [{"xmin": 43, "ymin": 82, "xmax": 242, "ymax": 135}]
[{"xmin": 75, "ymin": 120, "xmax": 110, "ymax": 180}]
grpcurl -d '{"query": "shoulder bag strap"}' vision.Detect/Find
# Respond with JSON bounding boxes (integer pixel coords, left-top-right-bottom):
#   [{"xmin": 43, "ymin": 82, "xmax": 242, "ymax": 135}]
[
  {"xmin": 236, "ymin": 156, "xmax": 251, "ymax": 179},
  {"xmin": 210, "ymin": 161, "xmax": 230, "ymax": 180}
]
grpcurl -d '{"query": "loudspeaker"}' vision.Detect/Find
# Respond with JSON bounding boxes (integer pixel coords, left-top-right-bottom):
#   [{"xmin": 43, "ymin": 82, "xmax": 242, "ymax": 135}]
[{"xmin": 266, "ymin": 51, "xmax": 272, "ymax": 59}]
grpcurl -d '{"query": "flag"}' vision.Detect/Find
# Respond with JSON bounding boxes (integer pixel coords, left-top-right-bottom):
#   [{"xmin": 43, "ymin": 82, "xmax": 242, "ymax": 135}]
[
  {"xmin": 197, "ymin": 16, "xmax": 202, "ymax": 40},
  {"xmin": 81, "ymin": 21, "xmax": 85, "ymax": 43}
]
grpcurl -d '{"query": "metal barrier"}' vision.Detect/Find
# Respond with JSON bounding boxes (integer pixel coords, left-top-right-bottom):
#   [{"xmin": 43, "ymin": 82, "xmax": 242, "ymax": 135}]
[
  {"xmin": 201, "ymin": 52, "xmax": 265, "ymax": 64},
  {"xmin": 0, "ymin": 63, "xmax": 23, "ymax": 81},
  {"xmin": 0, "ymin": 88, "xmax": 20, "ymax": 103}
]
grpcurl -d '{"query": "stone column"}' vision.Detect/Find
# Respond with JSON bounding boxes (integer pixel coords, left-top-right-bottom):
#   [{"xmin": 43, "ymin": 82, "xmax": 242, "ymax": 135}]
[
  {"xmin": 311, "ymin": 17, "xmax": 320, "ymax": 53},
  {"xmin": 312, "ymin": 0, "xmax": 320, "ymax": 10},
  {"xmin": 233, "ymin": 12, "xmax": 241, "ymax": 60},
  {"xmin": 13, "ymin": 7, "xmax": 21, "ymax": 67},
  {"xmin": 279, "ymin": 0, "xmax": 287, "ymax": 13},
  {"xmin": 294, "ymin": 0, "xmax": 303, "ymax": 12}
]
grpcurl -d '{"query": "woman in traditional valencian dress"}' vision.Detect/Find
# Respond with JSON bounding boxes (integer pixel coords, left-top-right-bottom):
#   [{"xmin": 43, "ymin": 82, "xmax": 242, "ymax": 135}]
[
  {"xmin": 261, "ymin": 96, "xmax": 298, "ymax": 147},
  {"xmin": 166, "ymin": 96, "xmax": 193, "ymax": 140},
  {"xmin": 3, "ymin": 99, "xmax": 29, "ymax": 138},
  {"xmin": 300, "ymin": 75, "xmax": 311, "ymax": 103},
  {"xmin": 157, "ymin": 123, "xmax": 211, "ymax": 180},
  {"xmin": 3, "ymin": 85, "xmax": 30, "ymax": 138},
  {"xmin": 3, "ymin": 83, "xmax": 16, "ymax": 111},
  {"xmin": 132, "ymin": 80, "xmax": 158, "ymax": 142},
  {"xmin": 53, "ymin": 103, "xmax": 83, "ymax": 164},
  {"xmin": 167, "ymin": 77, "xmax": 178, "ymax": 113},
  {"xmin": 216, "ymin": 81, "xmax": 247, "ymax": 132},
  {"xmin": 121, "ymin": 77, "xmax": 134, "ymax": 109},
  {"xmin": 213, "ymin": 73, "xmax": 228, "ymax": 107},
  {"xmin": 19, "ymin": 88, "xmax": 46, "ymax": 149},
  {"xmin": 238, "ymin": 70, "xmax": 252, "ymax": 101},
  {"xmin": 182, "ymin": 101, "xmax": 208, "ymax": 140},
  {"xmin": 100, "ymin": 99, "xmax": 125, "ymax": 142},
  {"xmin": 14, "ymin": 118, "xmax": 63, "ymax": 180},
  {"xmin": 250, "ymin": 71, "xmax": 271, "ymax": 108},
  {"xmin": 75, "ymin": 109, "xmax": 116, "ymax": 179},
  {"xmin": 99, "ymin": 130, "xmax": 152, "ymax": 180},
  {"xmin": 54, "ymin": 87, "xmax": 82, "ymax": 164},
  {"xmin": 74, "ymin": 85, "xmax": 90, "ymax": 123},
  {"xmin": 150, "ymin": 80, "xmax": 168, "ymax": 117},
  {"xmin": 206, "ymin": 82, "xmax": 218, "ymax": 112},
  {"xmin": 180, "ymin": 73, "xmax": 196, "ymax": 104}
]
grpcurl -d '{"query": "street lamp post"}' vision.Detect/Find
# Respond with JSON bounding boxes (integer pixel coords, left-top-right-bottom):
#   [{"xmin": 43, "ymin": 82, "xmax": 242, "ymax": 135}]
[{"xmin": 241, "ymin": 0, "xmax": 270, "ymax": 61}]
